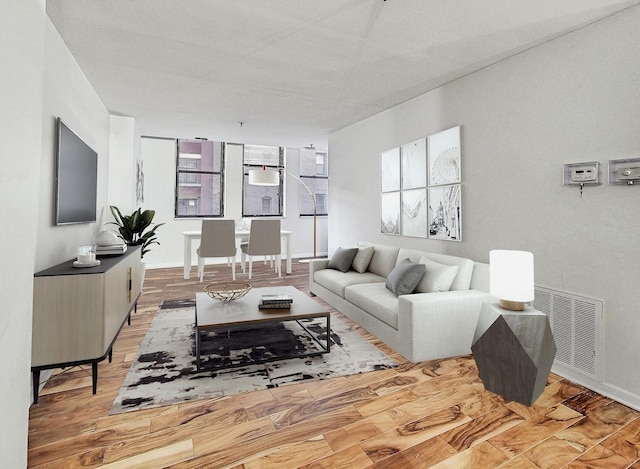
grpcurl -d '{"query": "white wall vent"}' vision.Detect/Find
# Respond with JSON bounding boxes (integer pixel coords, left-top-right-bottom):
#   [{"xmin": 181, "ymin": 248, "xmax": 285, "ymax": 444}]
[{"xmin": 533, "ymin": 286, "xmax": 603, "ymax": 382}]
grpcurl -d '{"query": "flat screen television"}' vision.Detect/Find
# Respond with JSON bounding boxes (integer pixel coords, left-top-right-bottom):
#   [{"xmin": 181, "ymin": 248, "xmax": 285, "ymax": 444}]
[{"xmin": 55, "ymin": 118, "xmax": 98, "ymax": 225}]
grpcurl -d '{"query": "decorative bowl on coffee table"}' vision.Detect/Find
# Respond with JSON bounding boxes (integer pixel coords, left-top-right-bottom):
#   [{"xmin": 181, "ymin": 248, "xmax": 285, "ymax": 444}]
[{"xmin": 203, "ymin": 282, "xmax": 252, "ymax": 302}]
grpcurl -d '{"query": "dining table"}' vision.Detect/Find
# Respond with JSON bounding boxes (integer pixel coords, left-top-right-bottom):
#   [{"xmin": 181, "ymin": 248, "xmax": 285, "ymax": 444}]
[{"xmin": 182, "ymin": 229, "xmax": 293, "ymax": 279}]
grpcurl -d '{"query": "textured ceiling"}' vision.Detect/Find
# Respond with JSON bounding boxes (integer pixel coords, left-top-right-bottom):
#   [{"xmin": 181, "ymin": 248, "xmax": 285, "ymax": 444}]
[{"xmin": 46, "ymin": 0, "xmax": 639, "ymax": 145}]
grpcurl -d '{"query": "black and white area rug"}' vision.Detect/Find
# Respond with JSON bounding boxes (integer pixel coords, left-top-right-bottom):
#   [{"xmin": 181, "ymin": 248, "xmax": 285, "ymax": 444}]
[{"xmin": 110, "ymin": 299, "xmax": 397, "ymax": 414}]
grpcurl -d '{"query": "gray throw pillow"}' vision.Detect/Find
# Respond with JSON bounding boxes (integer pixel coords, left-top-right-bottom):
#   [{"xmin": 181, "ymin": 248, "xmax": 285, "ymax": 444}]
[
  {"xmin": 327, "ymin": 247, "xmax": 359, "ymax": 273},
  {"xmin": 352, "ymin": 246, "xmax": 374, "ymax": 273},
  {"xmin": 385, "ymin": 258, "xmax": 426, "ymax": 296}
]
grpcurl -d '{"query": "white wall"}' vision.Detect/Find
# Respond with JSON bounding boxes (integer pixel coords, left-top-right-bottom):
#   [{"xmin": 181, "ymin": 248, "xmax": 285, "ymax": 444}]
[
  {"xmin": 329, "ymin": 5, "xmax": 640, "ymax": 407},
  {"xmin": 108, "ymin": 115, "xmax": 139, "ymax": 214},
  {"xmin": 0, "ymin": 1, "xmax": 45, "ymax": 466},
  {"xmin": 0, "ymin": 4, "xmax": 112, "ymax": 465},
  {"xmin": 141, "ymin": 138, "xmax": 328, "ymax": 269},
  {"xmin": 35, "ymin": 19, "xmax": 111, "ymax": 271}
]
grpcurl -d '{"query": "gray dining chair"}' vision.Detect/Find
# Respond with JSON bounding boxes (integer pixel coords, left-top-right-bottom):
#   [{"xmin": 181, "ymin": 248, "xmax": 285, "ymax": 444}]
[
  {"xmin": 197, "ymin": 219, "xmax": 237, "ymax": 282},
  {"xmin": 240, "ymin": 219, "xmax": 281, "ymax": 279}
]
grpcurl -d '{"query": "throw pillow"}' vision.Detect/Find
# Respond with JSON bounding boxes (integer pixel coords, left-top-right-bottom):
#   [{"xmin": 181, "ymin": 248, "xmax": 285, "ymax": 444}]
[
  {"xmin": 416, "ymin": 257, "xmax": 459, "ymax": 293},
  {"xmin": 352, "ymin": 246, "xmax": 374, "ymax": 273},
  {"xmin": 385, "ymin": 258, "xmax": 426, "ymax": 296},
  {"xmin": 327, "ymin": 247, "xmax": 359, "ymax": 273}
]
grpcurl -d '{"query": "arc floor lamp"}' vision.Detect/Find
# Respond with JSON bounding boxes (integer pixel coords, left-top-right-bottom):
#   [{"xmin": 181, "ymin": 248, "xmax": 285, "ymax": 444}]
[{"xmin": 248, "ymin": 166, "xmax": 318, "ymax": 259}]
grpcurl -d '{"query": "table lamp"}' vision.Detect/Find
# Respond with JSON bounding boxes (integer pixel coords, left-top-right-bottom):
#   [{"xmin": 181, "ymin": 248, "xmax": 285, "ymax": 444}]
[
  {"xmin": 248, "ymin": 166, "xmax": 280, "ymax": 186},
  {"xmin": 490, "ymin": 249, "xmax": 534, "ymax": 311},
  {"xmin": 472, "ymin": 249, "xmax": 556, "ymax": 406}
]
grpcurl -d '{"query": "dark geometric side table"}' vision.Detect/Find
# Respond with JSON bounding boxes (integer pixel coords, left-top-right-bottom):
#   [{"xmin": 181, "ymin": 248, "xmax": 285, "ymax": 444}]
[{"xmin": 471, "ymin": 302, "xmax": 557, "ymax": 406}]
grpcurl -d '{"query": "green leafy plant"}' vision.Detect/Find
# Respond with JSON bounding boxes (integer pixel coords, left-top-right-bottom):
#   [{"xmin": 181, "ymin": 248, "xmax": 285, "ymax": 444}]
[{"xmin": 109, "ymin": 206, "xmax": 165, "ymax": 258}]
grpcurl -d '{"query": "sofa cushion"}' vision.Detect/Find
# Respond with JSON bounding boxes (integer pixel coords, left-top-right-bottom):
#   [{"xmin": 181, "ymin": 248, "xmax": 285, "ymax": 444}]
[
  {"xmin": 314, "ymin": 269, "xmax": 386, "ymax": 298},
  {"xmin": 416, "ymin": 257, "xmax": 459, "ymax": 293},
  {"xmin": 359, "ymin": 243, "xmax": 400, "ymax": 277},
  {"xmin": 385, "ymin": 258, "xmax": 426, "ymax": 296},
  {"xmin": 345, "ymin": 283, "xmax": 399, "ymax": 329},
  {"xmin": 327, "ymin": 247, "xmax": 358, "ymax": 273},
  {"xmin": 397, "ymin": 248, "xmax": 474, "ymax": 290},
  {"xmin": 352, "ymin": 246, "xmax": 374, "ymax": 273}
]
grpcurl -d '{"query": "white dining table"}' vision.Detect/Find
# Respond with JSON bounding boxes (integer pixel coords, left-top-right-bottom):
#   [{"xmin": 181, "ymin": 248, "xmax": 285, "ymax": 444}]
[{"xmin": 182, "ymin": 230, "xmax": 293, "ymax": 279}]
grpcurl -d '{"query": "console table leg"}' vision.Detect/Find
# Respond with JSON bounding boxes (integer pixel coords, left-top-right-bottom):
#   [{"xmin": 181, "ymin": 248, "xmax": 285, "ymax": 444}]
[
  {"xmin": 32, "ymin": 369, "xmax": 40, "ymax": 404},
  {"xmin": 92, "ymin": 362, "xmax": 98, "ymax": 395}
]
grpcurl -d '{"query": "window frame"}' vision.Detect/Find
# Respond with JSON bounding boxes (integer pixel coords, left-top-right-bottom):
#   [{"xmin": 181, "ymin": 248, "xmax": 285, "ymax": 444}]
[
  {"xmin": 299, "ymin": 149, "xmax": 328, "ymax": 217},
  {"xmin": 174, "ymin": 139, "xmax": 225, "ymax": 218},
  {"xmin": 242, "ymin": 144, "xmax": 285, "ymax": 218}
]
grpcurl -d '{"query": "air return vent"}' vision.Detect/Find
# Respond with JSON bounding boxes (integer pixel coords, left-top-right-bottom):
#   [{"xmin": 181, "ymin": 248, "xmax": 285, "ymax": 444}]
[{"xmin": 533, "ymin": 286, "xmax": 603, "ymax": 381}]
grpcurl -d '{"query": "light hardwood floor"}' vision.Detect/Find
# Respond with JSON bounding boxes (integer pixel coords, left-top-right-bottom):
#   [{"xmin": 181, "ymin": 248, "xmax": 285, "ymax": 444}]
[{"xmin": 28, "ymin": 261, "xmax": 640, "ymax": 468}]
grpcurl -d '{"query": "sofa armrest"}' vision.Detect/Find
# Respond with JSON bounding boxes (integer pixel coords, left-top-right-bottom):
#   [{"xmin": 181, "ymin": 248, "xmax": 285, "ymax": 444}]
[
  {"xmin": 309, "ymin": 258, "xmax": 330, "ymax": 291},
  {"xmin": 397, "ymin": 290, "xmax": 494, "ymax": 362}
]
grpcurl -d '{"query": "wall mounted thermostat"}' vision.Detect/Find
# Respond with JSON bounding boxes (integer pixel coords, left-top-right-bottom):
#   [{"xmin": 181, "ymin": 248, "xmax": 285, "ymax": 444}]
[
  {"xmin": 563, "ymin": 162, "xmax": 601, "ymax": 186},
  {"xmin": 608, "ymin": 157, "xmax": 640, "ymax": 185}
]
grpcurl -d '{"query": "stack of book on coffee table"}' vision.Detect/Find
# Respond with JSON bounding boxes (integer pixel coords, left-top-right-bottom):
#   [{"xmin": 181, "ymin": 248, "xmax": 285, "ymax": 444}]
[{"xmin": 259, "ymin": 294, "xmax": 293, "ymax": 310}]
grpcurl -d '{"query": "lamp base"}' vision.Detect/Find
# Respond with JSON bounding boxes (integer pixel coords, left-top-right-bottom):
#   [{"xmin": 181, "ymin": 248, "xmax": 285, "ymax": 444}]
[
  {"xmin": 499, "ymin": 299, "xmax": 525, "ymax": 311},
  {"xmin": 472, "ymin": 302, "xmax": 557, "ymax": 406}
]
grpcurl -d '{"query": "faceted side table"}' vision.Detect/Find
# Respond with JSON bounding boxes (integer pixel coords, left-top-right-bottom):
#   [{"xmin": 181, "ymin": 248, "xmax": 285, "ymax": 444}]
[{"xmin": 471, "ymin": 303, "xmax": 557, "ymax": 406}]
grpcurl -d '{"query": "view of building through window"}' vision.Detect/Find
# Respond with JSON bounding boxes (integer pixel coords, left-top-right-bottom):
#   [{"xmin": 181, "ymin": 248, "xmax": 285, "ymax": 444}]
[
  {"xmin": 299, "ymin": 148, "xmax": 328, "ymax": 216},
  {"xmin": 175, "ymin": 140, "xmax": 327, "ymax": 219},
  {"xmin": 242, "ymin": 144, "xmax": 284, "ymax": 217},
  {"xmin": 175, "ymin": 139, "xmax": 224, "ymax": 217}
]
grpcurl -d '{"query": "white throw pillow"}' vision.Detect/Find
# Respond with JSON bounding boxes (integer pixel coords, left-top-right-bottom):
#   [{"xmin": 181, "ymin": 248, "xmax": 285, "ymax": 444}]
[
  {"xmin": 416, "ymin": 257, "xmax": 459, "ymax": 293},
  {"xmin": 352, "ymin": 246, "xmax": 374, "ymax": 273}
]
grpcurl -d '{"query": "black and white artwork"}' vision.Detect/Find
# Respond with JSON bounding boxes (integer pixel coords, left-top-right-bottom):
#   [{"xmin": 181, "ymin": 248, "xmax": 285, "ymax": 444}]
[
  {"xmin": 401, "ymin": 138, "xmax": 427, "ymax": 189},
  {"xmin": 381, "ymin": 191, "xmax": 400, "ymax": 235},
  {"xmin": 428, "ymin": 184, "xmax": 462, "ymax": 241},
  {"xmin": 136, "ymin": 159, "xmax": 144, "ymax": 204},
  {"xmin": 428, "ymin": 126, "xmax": 461, "ymax": 186},
  {"xmin": 401, "ymin": 188, "xmax": 427, "ymax": 238},
  {"xmin": 380, "ymin": 147, "xmax": 400, "ymax": 192}
]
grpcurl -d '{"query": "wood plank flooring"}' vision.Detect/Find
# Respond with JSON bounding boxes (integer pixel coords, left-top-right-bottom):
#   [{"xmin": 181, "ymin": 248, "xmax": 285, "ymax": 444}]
[{"xmin": 28, "ymin": 260, "xmax": 640, "ymax": 468}]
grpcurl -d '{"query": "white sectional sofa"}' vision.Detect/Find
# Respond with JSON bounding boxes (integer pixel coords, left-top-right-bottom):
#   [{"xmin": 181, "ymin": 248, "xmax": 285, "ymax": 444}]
[{"xmin": 309, "ymin": 242, "xmax": 493, "ymax": 363}]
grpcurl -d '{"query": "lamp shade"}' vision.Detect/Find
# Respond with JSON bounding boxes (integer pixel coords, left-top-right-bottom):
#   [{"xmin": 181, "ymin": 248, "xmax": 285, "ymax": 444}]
[
  {"xmin": 490, "ymin": 250, "xmax": 534, "ymax": 310},
  {"xmin": 248, "ymin": 168, "xmax": 279, "ymax": 186}
]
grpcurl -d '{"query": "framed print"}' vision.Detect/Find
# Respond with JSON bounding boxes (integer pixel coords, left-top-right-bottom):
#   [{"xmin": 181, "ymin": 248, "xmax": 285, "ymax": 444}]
[
  {"xmin": 401, "ymin": 188, "xmax": 427, "ymax": 238},
  {"xmin": 428, "ymin": 126, "xmax": 461, "ymax": 186},
  {"xmin": 401, "ymin": 138, "xmax": 427, "ymax": 189},
  {"xmin": 428, "ymin": 184, "xmax": 461, "ymax": 241},
  {"xmin": 380, "ymin": 147, "xmax": 400, "ymax": 192},
  {"xmin": 381, "ymin": 191, "xmax": 400, "ymax": 235}
]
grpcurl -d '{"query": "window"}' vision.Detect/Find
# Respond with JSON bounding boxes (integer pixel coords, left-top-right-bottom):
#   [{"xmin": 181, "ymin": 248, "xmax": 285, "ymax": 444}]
[
  {"xmin": 316, "ymin": 193, "xmax": 327, "ymax": 214},
  {"xmin": 242, "ymin": 144, "xmax": 284, "ymax": 217},
  {"xmin": 299, "ymin": 148, "xmax": 328, "ymax": 216},
  {"xmin": 175, "ymin": 139, "xmax": 224, "ymax": 218},
  {"xmin": 261, "ymin": 196, "xmax": 272, "ymax": 215}
]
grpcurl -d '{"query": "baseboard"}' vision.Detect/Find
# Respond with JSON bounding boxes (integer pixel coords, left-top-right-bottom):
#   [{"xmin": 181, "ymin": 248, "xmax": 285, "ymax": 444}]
[{"xmin": 552, "ymin": 362, "xmax": 640, "ymax": 411}]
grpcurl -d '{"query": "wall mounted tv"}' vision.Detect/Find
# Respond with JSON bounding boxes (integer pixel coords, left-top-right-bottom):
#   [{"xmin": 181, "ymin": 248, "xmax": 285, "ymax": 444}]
[{"xmin": 55, "ymin": 117, "xmax": 98, "ymax": 225}]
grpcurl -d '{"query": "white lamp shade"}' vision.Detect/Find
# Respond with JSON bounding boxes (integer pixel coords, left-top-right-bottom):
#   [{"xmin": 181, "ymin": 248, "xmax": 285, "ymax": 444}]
[
  {"xmin": 248, "ymin": 168, "xmax": 279, "ymax": 186},
  {"xmin": 490, "ymin": 250, "xmax": 534, "ymax": 303}
]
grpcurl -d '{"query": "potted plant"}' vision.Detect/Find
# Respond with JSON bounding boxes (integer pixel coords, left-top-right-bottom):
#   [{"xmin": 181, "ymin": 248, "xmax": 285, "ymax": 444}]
[
  {"xmin": 109, "ymin": 206, "xmax": 164, "ymax": 286},
  {"xmin": 109, "ymin": 206, "xmax": 164, "ymax": 257}
]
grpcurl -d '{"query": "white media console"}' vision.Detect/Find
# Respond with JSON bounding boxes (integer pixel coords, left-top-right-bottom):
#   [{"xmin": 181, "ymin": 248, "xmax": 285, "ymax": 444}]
[{"xmin": 31, "ymin": 246, "xmax": 142, "ymax": 403}]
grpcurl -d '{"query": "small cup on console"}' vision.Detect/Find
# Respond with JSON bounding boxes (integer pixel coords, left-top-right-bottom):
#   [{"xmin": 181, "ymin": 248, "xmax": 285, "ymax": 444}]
[{"xmin": 77, "ymin": 245, "xmax": 95, "ymax": 264}]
